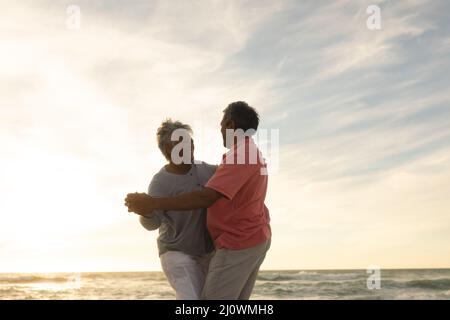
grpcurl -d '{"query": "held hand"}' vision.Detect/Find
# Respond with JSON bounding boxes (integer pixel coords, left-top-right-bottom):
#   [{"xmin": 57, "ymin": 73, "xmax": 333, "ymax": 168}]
[{"xmin": 124, "ymin": 192, "xmax": 156, "ymax": 216}]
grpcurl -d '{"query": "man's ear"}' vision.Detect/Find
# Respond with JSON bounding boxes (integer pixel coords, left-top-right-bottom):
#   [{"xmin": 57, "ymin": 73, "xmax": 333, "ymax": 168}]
[{"xmin": 226, "ymin": 119, "xmax": 236, "ymax": 130}]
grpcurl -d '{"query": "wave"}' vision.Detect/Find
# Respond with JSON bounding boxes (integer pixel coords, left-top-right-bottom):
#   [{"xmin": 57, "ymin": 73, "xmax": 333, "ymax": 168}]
[
  {"xmin": 80, "ymin": 272, "xmax": 167, "ymax": 281},
  {"xmin": 387, "ymin": 278, "xmax": 450, "ymax": 290},
  {"xmin": 2, "ymin": 270, "xmax": 450, "ymax": 299},
  {"xmin": 0, "ymin": 275, "xmax": 70, "ymax": 284},
  {"xmin": 257, "ymin": 274, "xmax": 296, "ymax": 281},
  {"xmin": 257, "ymin": 271, "xmax": 361, "ymax": 282}
]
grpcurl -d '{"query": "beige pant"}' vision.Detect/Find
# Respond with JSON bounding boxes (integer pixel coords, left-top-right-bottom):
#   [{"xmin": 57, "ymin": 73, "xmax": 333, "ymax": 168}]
[
  {"xmin": 201, "ymin": 239, "xmax": 271, "ymax": 300},
  {"xmin": 160, "ymin": 251, "xmax": 211, "ymax": 300}
]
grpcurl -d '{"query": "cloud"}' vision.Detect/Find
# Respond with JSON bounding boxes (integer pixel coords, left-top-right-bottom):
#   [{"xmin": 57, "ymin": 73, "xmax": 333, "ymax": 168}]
[
  {"xmin": 0, "ymin": 0, "xmax": 285, "ymax": 271},
  {"xmin": 1, "ymin": 0, "xmax": 450, "ymax": 271}
]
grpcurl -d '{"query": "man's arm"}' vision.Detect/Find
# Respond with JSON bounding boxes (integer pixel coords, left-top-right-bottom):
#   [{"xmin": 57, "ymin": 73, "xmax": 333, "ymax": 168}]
[
  {"xmin": 155, "ymin": 187, "xmax": 222, "ymax": 210},
  {"xmin": 125, "ymin": 187, "xmax": 222, "ymax": 216}
]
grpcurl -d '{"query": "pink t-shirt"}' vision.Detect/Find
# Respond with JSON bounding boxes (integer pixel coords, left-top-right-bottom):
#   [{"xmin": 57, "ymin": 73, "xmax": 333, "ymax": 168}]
[{"xmin": 205, "ymin": 137, "xmax": 271, "ymax": 250}]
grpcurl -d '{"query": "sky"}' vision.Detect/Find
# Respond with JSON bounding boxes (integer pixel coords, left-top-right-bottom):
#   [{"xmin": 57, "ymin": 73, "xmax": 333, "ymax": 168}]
[{"xmin": 1, "ymin": 0, "xmax": 450, "ymax": 273}]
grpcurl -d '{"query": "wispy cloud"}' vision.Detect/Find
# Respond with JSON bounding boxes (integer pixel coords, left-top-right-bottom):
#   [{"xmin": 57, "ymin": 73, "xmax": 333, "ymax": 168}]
[{"xmin": 1, "ymin": 0, "xmax": 449, "ymax": 271}]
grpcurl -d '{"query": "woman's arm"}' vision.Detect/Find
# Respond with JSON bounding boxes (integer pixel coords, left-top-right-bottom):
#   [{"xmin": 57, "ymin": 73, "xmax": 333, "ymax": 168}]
[{"xmin": 139, "ymin": 214, "xmax": 162, "ymax": 231}]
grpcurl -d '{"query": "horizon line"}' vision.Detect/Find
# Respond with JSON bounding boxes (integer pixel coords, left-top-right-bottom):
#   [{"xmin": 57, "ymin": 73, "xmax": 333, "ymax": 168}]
[{"xmin": 2, "ymin": 267, "xmax": 450, "ymax": 274}]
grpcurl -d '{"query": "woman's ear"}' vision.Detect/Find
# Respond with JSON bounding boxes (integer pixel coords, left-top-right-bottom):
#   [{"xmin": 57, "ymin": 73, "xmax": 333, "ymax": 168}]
[{"xmin": 164, "ymin": 145, "xmax": 172, "ymax": 161}]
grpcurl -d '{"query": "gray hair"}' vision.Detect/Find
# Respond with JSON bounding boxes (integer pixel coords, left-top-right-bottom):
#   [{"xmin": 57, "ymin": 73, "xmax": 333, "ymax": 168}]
[{"xmin": 156, "ymin": 119, "xmax": 193, "ymax": 160}]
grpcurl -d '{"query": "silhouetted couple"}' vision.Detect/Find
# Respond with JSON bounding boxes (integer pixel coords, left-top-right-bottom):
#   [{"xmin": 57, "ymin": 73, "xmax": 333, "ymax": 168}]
[{"xmin": 125, "ymin": 101, "xmax": 271, "ymax": 300}]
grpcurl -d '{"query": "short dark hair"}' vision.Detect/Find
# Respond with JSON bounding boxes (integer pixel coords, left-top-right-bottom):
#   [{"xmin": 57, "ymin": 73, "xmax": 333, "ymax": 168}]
[{"xmin": 223, "ymin": 101, "xmax": 260, "ymax": 132}]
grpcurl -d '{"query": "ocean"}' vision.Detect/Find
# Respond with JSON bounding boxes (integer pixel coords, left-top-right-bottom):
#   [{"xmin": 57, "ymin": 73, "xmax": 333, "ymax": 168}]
[{"xmin": 1, "ymin": 269, "xmax": 450, "ymax": 300}]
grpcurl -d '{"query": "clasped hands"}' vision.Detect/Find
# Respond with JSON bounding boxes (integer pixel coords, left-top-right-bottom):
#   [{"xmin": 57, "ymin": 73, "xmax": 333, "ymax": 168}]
[{"xmin": 124, "ymin": 192, "xmax": 156, "ymax": 216}]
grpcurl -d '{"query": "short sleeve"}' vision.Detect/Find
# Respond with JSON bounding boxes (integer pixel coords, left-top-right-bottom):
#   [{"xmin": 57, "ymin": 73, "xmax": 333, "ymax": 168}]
[{"xmin": 205, "ymin": 161, "xmax": 259, "ymax": 200}]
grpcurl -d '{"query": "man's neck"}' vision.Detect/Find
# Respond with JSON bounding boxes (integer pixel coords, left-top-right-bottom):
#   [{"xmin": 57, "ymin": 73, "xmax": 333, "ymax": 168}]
[{"xmin": 232, "ymin": 135, "xmax": 250, "ymax": 148}]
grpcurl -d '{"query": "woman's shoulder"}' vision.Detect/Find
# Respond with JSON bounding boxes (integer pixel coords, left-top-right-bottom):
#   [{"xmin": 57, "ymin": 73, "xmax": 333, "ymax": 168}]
[
  {"xmin": 195, "ymin": 161, "xmax": 218, "ymax": 180},
  {"xmin": 148, "ymin": 166, "xmax": 173, "ymax": 194}
]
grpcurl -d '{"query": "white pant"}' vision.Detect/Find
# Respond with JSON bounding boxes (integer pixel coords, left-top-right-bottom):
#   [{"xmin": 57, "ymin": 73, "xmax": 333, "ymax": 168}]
[{"xmin": 160, "ymin": 251, "xmax": 211, "ymax": 300}]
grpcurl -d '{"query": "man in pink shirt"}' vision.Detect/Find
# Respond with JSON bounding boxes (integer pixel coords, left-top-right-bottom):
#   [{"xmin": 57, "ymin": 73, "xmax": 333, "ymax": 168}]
[{"xmin": 126, "ymin": 101, "xmax": 271, "ymax": 299}]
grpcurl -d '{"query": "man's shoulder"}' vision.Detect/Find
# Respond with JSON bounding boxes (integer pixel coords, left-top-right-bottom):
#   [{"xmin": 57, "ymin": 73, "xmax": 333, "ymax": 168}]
[{"xmin": 222, "ymin": 141, "xmax": 265, "ymax": 167}]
